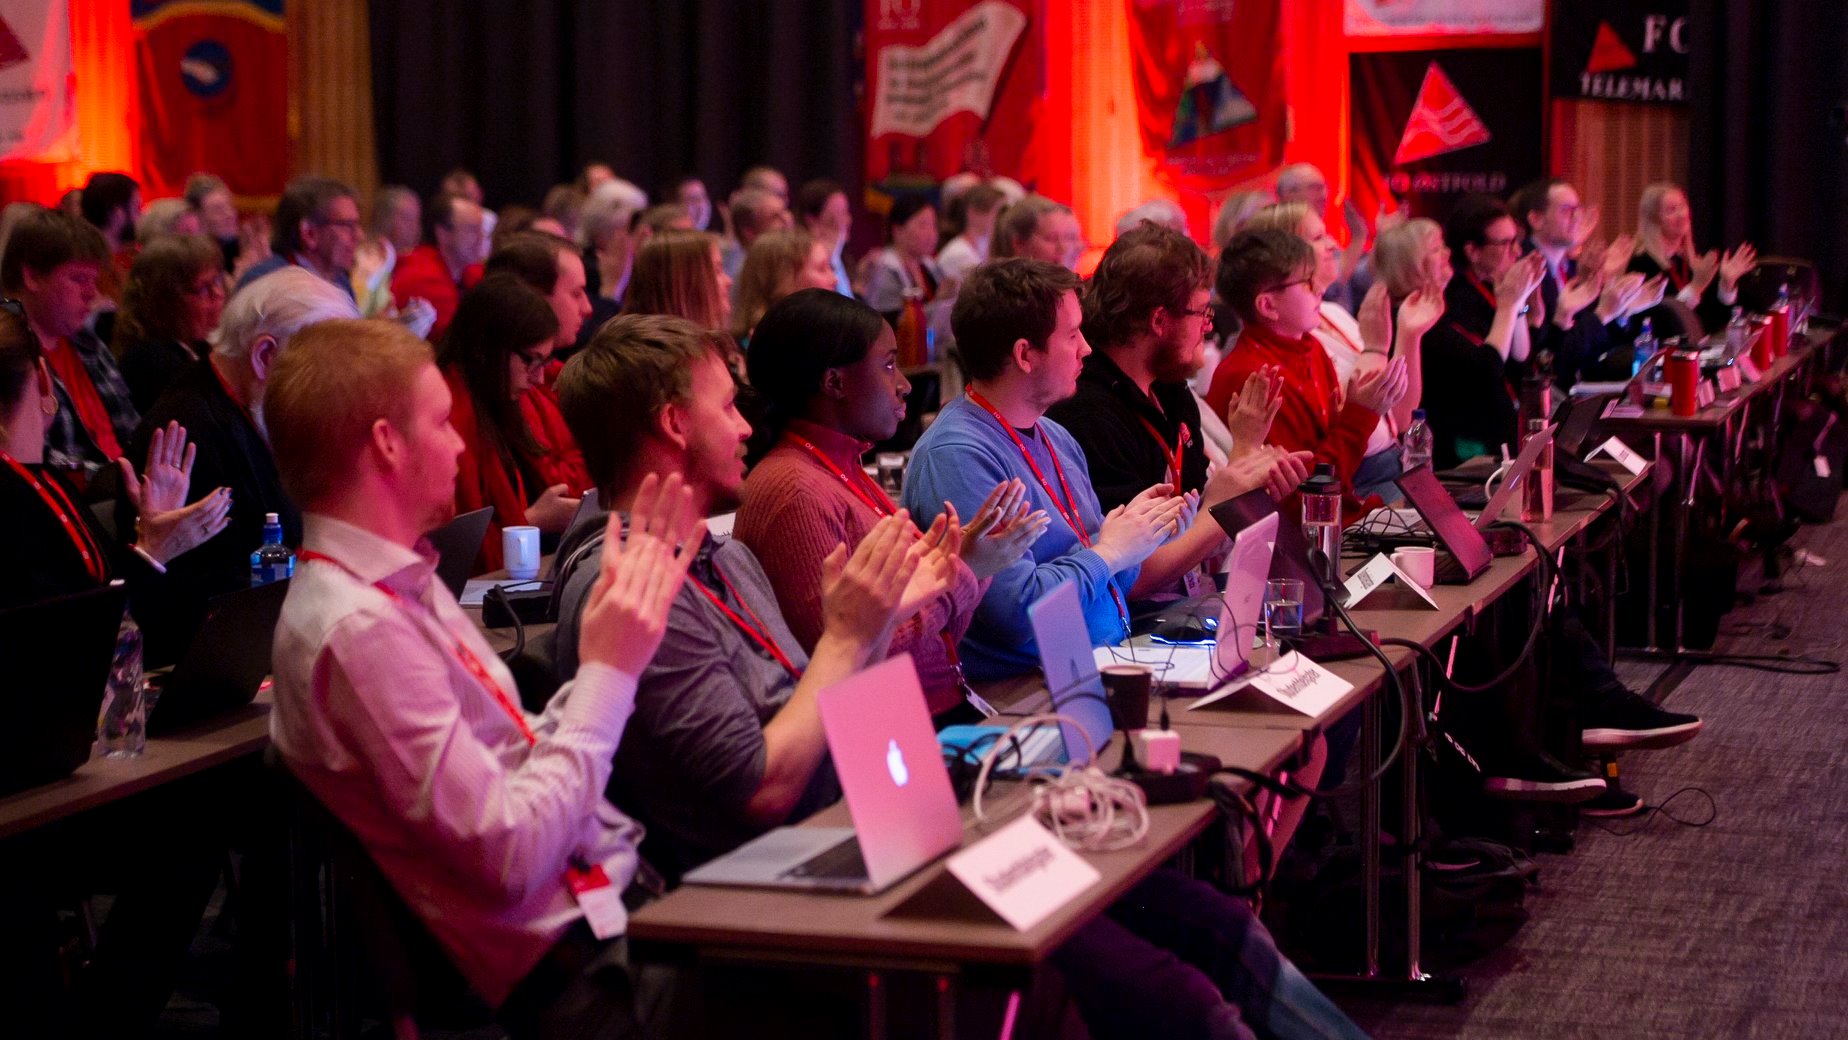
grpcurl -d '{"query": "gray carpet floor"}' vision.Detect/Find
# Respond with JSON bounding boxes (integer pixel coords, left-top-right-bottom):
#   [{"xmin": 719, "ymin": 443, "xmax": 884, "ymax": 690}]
[{"xmin": 1340, "ymin": 520, "xmax": 1848, "ymax": 1039}]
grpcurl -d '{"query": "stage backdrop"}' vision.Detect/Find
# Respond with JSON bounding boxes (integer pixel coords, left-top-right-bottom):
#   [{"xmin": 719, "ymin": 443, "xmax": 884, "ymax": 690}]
[
  {"xmin": 132, "ymin": 0, "xmax": 288, "ymax": 198},
  {"xmin": 1127, "ymin": 0, "xmax": 1286, "ymax": 202},
  {"xmin": 0, "ymin": 0, "xmax": 77, "ymax": 163},
  {"xmin": 1551, "ymin": 0, "xmax": 1689, "ymax": 106},
  {"xmin": 1349, "ymin": 47, "xmax": 1544, "ymax": 224},
  {"xmin": 1344, "ymin": 0, "xmax": 1542, "ymax": 37},
  {"xmin": 864, "ymin": 0, "xmax": 1041, "ymax": 189}
]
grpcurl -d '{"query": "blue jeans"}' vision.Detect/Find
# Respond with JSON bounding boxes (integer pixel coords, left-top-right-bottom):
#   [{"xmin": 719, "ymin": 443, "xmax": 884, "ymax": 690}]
[{"xmin": 1051, "ymin": 869, "xmax": 1368, "ymax": 1040}]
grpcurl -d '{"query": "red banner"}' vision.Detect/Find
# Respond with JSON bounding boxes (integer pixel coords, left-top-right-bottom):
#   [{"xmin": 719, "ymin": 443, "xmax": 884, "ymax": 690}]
[
  {"xmin": 133, "ymin": 0, "xmax": 286, "ymax": 198},
  {"xmin": 863, "ymin": 0, "xmax": 1042, "ymax": 188},
  {"xmin": 1128, "ymin": 0, "xmax": 1286, "ymax": 199}
]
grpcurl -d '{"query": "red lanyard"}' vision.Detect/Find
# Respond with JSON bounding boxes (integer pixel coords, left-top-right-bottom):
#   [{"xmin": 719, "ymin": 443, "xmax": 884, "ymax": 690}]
[
  {"xmin": 297, "ymin": 548, "xmax": 539, "ymax": 746},
  {"xmin": 965, "ymin": 389, "xmax": 1128, "ymax": 628},
  {"xmin": 690, "ymin": 564, "xmax": 803, "ymax": 680},
  {"xmin": 4, "ymin": 452, "xmax": 106, "ymax": 582},
  {"xmin": 1132, "ymin": 413, "xmax": 1191, "ymax": 487},
  {"xmin": 785, "ymin": 432, "xmax": 895, "ymax": 518},
  {"xmin": 1449, "ymin": 320, "xmax": 1486, "ymax": 348},
  {"xmin": 1666, "ymin": 255, "xmax": 1691, "ymax": 291},
  {"xmin": 1466, "ymin": 272, "xmax": 1497, "ymax": 309}
]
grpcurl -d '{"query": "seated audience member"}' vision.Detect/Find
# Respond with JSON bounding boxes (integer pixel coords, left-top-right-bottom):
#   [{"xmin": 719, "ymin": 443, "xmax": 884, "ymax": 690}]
[
  {"xmin": 1245, "ymin": 202, "xmax": 1443, "ymax": 501},
  {"xmin": 0, "ymin": 200, "xmax": 47, "ymax": 266},
  {"xmin": 550, "ymin": 313, "xmax": 938, "ymax": 879},
  {"xmin": 370, "ymin": 184, "xmax": 422, "ymax": 257},
  {"xmin": 730, "ymin": 227, "xmax": 839, "ymax": 344},
  {"xmin": 1275, "ymin": 162, "xmax": 1366, "ymax": 312},
  {"xmin": 721, "ymin": 186, "xmax": 792, "ymax": 286},
  {"xmin": 3, "ymin": 207, "xmax": 138, "ymax": 484},
  {"xmin": 186, "ymin": 172, "xmax": 248, "ymax": 272},
  {"xmin": 1113, "ymin": 199, "xmax": 1188, "ymax": 238},
  {"xmin": 860, "ymin": 195, "xmax": 943, "ymax": 324},
  {"xmin": 1205, "ymin": 229, "xmax": 1407, "ymax": 518},
  {"xmin": 576, "ymin": 188, "xmax": 645, "ymax": 340},
  {"xmin": 672, "ymin": 175, "xmax": 713, "ymax": 231},
  {"xmin": 548, "ymin": 311, "xmax": 1366, "ymax": 1040},
  {"xmin": 265, "ymin": 317, "xmax": 703, "ymax": 1039},
  {"xmin": 1508, "ymin": 177, "xmax": 1664, "ymax": 387},
  {"xmin": 1421, "ymin": 198, "xmax": 1546, "ymax": 469},
  {"xmin": 1212, "ymin": 190, "xmax": 1272, "ymax": 254},
  {"xmin": 1047, "ymin": 222, "xmax": 1310, "ymax": 591},
  {"xmin": 577, "ymin": 161, "xmax": 618, "ymax": 195},
  {"xmin": 991, "ymin": 194, "xmax": 1083, "ymax": 269},
  {"xmin": 903, "ymin": 259, "xmax": 1189, "ymax": 680},
  {"xmin": 483, "ymin": 231, "xmax": 596, "ymax": 494},
  {"xmin": 640, "ymin": 202, "xmax": 695, "ymax": 235},
  {"xmin": 391, "ymin": 190, "xmax": 486, "ymax": 342},
  {"xmin": 1, "ymin": 303, "xmax": 227, "ymax": 611},
  {"xmin": 735, "ymin": 288, "xmax": 1046, "ymax": 718},
  {"xmin": 493, "ymin": 205, "xmax": 569, "ymax": 246},
  {"xmin": 237, "ymin": 175, "xmax": 362, "ymax": 299},
  {"xmin": 119, "ymin": 266, "xmax": 359, "ymax": 662},
  {"xmin": 792, "ymin": 178, "xmax": 854, "ymax": 296},
  {"xmin": 935, "ymin": 182, "xmax": 1006, "ymax": 284},
  {"xmin": 112, "ymin": 233, "xmax": 227, "ymax": 413},
  {"xmin": 623, "ymin": 229, "xmax": 734, "ymax": 335},
  {"xmin": 81, "ymin": 172, "xmax": 141, "ymax": 270},
  {"xmin": 541, "ymin": 183, "xmax": 587, "ymax": 242},
  {"xmin": 1631, "ymin": 181, "xmax": 1756, "ymax": 333},
  {"xmin": 740, "ymin": 163, "xmax": 791, "ymax": 205},
  {"xmin": 442, "ymin": 274, "xmax": 582, "ymax": 571},
  {"xmin": 134, "ymin": 198, "xmax": 203, "ymax": 244}
]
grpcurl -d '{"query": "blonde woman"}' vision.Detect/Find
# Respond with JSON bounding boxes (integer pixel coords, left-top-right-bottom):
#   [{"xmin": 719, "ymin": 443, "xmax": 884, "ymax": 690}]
[
  {"xmin": 1631, "ymin": 182, "xmax": 1756, "ymax": 330},
  {"xmin": 622, "ymin": 228, "xmax": 733, "ymax": 331},
  {"xmin": 732, "ymin": 227, "xmax": 838, "ymax": 344}
]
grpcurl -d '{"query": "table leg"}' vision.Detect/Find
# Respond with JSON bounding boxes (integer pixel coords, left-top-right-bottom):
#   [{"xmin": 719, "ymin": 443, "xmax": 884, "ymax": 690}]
[
  {"xmin": 866, "ymin": 971, "xmax": 887, "ymax": 1040},
  {"xmin": 1361, "ymin": 684, "xmax": 1382, "ymax": 979}
]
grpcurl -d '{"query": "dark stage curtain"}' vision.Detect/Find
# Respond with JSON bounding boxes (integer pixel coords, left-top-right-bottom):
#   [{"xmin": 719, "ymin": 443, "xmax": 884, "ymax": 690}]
[
  {"xmin": 368, "ymin": 0, "xmax": 863, "ymax": 212},
  {"xmin": 1689, "ymin": 0, "xmax": 1848, "ymax": 311}
]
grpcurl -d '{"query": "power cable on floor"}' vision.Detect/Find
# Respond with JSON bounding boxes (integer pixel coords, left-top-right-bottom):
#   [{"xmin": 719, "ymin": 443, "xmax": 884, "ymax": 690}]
[{"xmin": 1586, "ymin": 786, "xmax": 1718, "ymax": 836}]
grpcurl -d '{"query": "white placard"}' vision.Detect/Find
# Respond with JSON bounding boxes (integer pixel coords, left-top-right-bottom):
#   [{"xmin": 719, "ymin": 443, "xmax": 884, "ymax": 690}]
[
  {"xmin": 945, "ymin": 815, "xmax": 1101, "ymax": 932},
  {"xmin": 1342, "ymin": 552, "xmax": 1439, "ymax": 609},
  {"xmin": 1186, "ymin": 650, "xmax": 1354, "ymax": 717},
  {"xmin": 1585, "ymin": 436, "xmax": 1647, "ymax": 476},
  {"xmin": 1736, "ymin": 355, "xmax": 1764, "ymax": 383}
]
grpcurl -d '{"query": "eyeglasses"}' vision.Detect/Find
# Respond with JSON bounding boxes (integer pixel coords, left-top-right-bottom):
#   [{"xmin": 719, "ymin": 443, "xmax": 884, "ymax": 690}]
[
  {"xmin": 184, "ymin": 279, "xmax": 228, "ymax": 300},
  {"xmin": 1481, "ymin": 236, "xmax": 1521, "ymax": 250},
  {"xmin": 1263, "ymin": 277, "xmax": 1314, "ymax": 296},
  {"xmin": 516, "ymin": 350, "xmax": 553, "ymax": 375},
  {"xmin": 1177, "ymin": 304, "xmax": 1215, "ymax": 327}
]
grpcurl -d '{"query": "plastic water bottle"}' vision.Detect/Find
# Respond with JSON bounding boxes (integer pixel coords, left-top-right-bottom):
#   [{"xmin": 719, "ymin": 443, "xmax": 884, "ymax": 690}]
[
  {"xmin": 1725, "ymin": 306, "xmax": 1747, "ymax": 357},
  {"xmin": 97, "ymin": 611, "xmax": 148, "ymax": 758},
  {"xmin": 1631, "ymin": 319, "xmax": 1656, "ymax": 379},
  {"xmin": 250, "ymin": 512, "xmax": 294, "ymax": 586},
  {"xmin": 1401, "ymin": 409, "xmax": 1434, "ymax": 471}
]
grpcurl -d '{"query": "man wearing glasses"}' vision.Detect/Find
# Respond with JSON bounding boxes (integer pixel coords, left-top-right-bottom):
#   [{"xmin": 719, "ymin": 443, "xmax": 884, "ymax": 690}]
[
  {"xmin": 1205, "ymin": 227, "xmax": 1408, "ymax": 521},
  {"xmin": 235, "ymin": 175, "xmax": 364, "ymax": 299}
]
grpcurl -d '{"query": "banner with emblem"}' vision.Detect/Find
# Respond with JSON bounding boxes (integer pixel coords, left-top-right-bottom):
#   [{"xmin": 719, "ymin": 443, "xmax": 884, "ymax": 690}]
[
  {"xmin": 133, "ymin": 0, "xmax": 287, "ymax": 198},
  {"xmin": 1349, "ymin": 48, "xmax": 1544, "ymax": 224},
  {"xmin": 1126, "ymin": 0, "xmax": 1287, "ymax": 199},
  {"xmin": 0, "ymin": 0, "xmax": 77, "ymax": 163},
  {"xmin": 863, "ymin": 0, "xmax": 1040, "ymax": 187},
  {"xmin": 1550, "ymin": 0, "xmax": 1689, "ymax": 106}
]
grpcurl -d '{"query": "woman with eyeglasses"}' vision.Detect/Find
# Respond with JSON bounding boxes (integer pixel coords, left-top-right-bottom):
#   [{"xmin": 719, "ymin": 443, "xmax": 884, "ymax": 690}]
[
  {"xmin": 112, "ymin": 234, "xmax": 227, "ymax": 414},
  {"xmin": 439, "ymin": 273, "xmax": 582, "ymax": 572}
]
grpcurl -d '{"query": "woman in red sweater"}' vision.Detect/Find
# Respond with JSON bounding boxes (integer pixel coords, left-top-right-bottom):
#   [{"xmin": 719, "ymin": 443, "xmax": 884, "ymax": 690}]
[
  {"xmin": 438, "ymin": 274, "xmax": 582, "ymax": 572},
  {"xmin": 732, "ymin": 289, "xmax": 1047, "ymax": 720}
]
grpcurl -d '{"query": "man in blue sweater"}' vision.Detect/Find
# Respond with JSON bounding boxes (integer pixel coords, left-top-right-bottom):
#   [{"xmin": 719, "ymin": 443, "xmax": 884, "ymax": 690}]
[{"xmin": 903, "ymin": 258, "xmax": 1190, "ymax": 680}]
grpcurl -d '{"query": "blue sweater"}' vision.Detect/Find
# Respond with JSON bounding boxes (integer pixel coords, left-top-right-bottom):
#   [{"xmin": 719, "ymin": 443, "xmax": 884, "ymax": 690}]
[{"xmin": 902, "ymin": 395, "xmax": 1138, "ymax": 680}]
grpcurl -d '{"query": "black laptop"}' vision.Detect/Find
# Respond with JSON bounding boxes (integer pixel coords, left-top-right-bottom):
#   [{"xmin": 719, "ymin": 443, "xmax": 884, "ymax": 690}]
[
  {"xmin": 0, "ymin": 583, "xmax": 128, "ymax": 795},
  {"xmin": 146, "ymin": 578, "xmax": 290, "ymax": 735},
  {"xmin": 426, "ymin": 506, "xmax": 494, "ymax": 598},
  {"xmin": 1394, "ymin": 465, "xmax": 1493, "ymax": 583},
  {"xmin": 1209, "ymin": 489, "xmax": 1330, "ymax": 624}
]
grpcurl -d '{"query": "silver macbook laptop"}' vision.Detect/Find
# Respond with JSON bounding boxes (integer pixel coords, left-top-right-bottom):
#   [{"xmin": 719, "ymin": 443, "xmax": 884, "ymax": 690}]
[
  {"xmin": 681, "ymin": 654, "xmax": 965, "ymax": 893},
  {"xmin": 1471, "ymin": 424, "xmax": 1555, "ymax": 530},
  {"xmin": 1113, "ymin": 511, "xmax": 1278, "ymax": 690}
]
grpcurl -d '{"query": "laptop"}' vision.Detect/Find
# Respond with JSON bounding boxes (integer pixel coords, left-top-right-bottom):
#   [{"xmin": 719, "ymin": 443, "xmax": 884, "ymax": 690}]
[
  {"xmin": 1117, "ymin": 512, "xmax": 1279, "ymax": 691},
  {"xmin": 146, "ymin": 578, "xmax": 289, "ymax": 734},
  {"xmin": 0, "ymin": 583, "xmax": 128, "ymax": 796},
  {"xmin": 938, "ymin": 581, "xmax": 1120, "ymax": 772},
  {"xmin": 1395, "ymin": 465, "xmax": 1493, "ymax": 583},
  {"xmin": 1554, "ymin": 393, "xmax": 1613, "ymax": 459},
  {"xmin": 1471, "ymin": 424, "xmax": 1555, "ymax": 531},
  {"xmin": 1209, "ymin": 488, "xmax": 1327, "ymax": 627},
  {"xmin": 546, "ymin": 489, "xmax": 601, "ymax": 579},
  {"xmin": 426, "ymin": 507, "xmax": 494, "ymax": 598},
  {"xmin": 682, "ymin": 654, "xmax": 965, "ymax": 893}
]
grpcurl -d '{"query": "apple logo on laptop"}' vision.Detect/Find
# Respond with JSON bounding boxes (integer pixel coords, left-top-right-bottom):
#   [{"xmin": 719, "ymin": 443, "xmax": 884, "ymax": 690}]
[{"xmin": 885, "ymin": 738, "xmax": 909, "ymax": 787}]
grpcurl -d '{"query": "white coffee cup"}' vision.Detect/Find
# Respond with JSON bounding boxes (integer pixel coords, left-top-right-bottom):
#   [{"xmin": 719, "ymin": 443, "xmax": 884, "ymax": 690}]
[
  {"xmin": 502, "ymin": 525, "xmax": 541, "ymax": 581},
  {"xmin": 1391, "ymin": 546, "xmax": 1436, "ymax": 589}
]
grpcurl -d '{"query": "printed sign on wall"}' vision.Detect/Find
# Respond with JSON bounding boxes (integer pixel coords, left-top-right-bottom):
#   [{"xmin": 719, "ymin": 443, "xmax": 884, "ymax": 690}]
[
  {"xmin": 0, "ymin": 0, "xmax": 76, "ymax": 163},
  {"xmin": 1550, "ymin": 0, "xmax": 1690, "ymax": 106}
]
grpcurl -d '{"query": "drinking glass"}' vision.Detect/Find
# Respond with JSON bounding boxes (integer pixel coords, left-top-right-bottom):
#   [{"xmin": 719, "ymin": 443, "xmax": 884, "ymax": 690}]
[{"xmin": 1263, "ymin": 578, "xmax": 1305, "ymax": 651}]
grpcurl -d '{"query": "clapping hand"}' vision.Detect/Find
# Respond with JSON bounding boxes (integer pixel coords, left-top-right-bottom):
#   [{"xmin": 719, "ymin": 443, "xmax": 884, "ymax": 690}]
[
  {"xmin": 1556, "ymin": 270, "xmax": 1605, "ymax": 325},
  {"xmin": 1495, "ymin": 253, "xmax": 1547, "ymax": 312},
  {"xmin": 1094, "ymin": 484, "xmax": 1189, "ymax": 571},
  {"xmin": 1719, "ymin": 243, "xmax": 1758, "ymax": 294},
  {"xmin": 578, "ymin": 473, "xmax": 702, "ymax": 675},
  {"xmin": 1351, "ymin": 356, "xmax": 1410, "ymax": 417},
  {"xmin": 956, "ymin": 479, "xmax": 1052, "ymax": 579},
  {"xmin": 1224, "ymin": 365, "xmax": 1285, "ymax": 459},
  {"xmin": 820, "ymin": 513, "xmax": 932, "ymax": 649},
  {"xmin": 1688, "ymin": 250, "xmax": 1721, "ymax": 298},
  {"xmin": 1357, "ymin": 283, "xmax": 1393, "ymax": 356},
  {"xmin": 120, "ymin": 421, "xmax": 231, "ymax": 565},
  {"xmin": 1395, "ymin": 286, "xmax": 1445, "ymax": 341}
]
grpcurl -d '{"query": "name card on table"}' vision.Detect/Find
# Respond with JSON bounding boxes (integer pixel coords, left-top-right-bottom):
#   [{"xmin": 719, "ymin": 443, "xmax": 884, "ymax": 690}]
[
  {"xmin": 1736, "ymin": 354, "xmax": 1764, "ymax": 383},
  {"xmin": 1187, "ymin": 650, "xmax": 1354, "ymax": 717},
  {"xmin": 945, "ymin": 815, "xmax": 1101, "ymax": 932},
  {"xmin": 1586, "ymin": 436, "xmax": 1648, "ymax": 475},
  {"xmin": 1342, "ymin": 553, "xmax": 1439, "ymax": 609},
  {"xmin": 1714, "ymin": 365, "xmax": 1743, "ymax": 394}
]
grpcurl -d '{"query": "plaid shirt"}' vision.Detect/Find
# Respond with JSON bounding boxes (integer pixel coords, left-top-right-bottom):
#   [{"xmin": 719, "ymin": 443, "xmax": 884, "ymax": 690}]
[{"xmin": 45, "ymin": 326, "xmax": 140, "ymax": 476}]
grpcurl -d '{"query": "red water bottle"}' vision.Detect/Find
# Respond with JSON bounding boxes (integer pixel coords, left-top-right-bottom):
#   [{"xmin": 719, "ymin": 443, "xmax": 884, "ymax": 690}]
[{"xmin": 1666, "ymin": 351, "xmax": 1701, "ymax": 417}]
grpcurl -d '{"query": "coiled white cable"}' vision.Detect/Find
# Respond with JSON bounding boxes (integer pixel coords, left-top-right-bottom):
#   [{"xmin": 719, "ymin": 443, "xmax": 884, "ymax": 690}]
[{"xmin": 969, "ymin": 712, "xmax": 1149, "ymax": 852}]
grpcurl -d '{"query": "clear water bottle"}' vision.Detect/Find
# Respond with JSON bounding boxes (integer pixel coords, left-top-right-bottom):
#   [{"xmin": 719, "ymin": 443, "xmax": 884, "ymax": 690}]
[
  {"xmin": 98, "ymin": 611, "xmax": 148, "ymax": 758},
  {"xmin": 1298, "ymin": 463, "xmax": 1343, "ymax": 590},
  {"xmin": 1401, "ymin": 409, "xmax": 1434, "ymax": 471},
  {"xmin": 250, "ymin": 512, "xmax": 294, "ymax": 586},
  {"xmin": 1631, "ymin": 318, "xmax": 1656, "ymax": 379},
  {"xmin": 1725, "ymin": 306, "xmax": 1747, "ymax": 357}
]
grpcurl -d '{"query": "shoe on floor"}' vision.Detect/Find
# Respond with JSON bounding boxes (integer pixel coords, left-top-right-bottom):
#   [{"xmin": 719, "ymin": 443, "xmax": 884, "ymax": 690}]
[
  {"xmin": 1582, "ymin": 685, "xmax": 1704, "ymax": 750},
  {"xmin": 1482, "ymin": 751, "xmax": 1606, "ymax": 803},
  {"xmin": 1579, "ymin": 784, "xmax": 1647, "ymax": 818}
]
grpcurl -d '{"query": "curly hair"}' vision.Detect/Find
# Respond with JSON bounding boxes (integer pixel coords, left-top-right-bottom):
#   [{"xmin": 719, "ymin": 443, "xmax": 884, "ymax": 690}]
[{"xmin": 112, "ymin": 234, "xmax": 224, "ymax": 354}]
